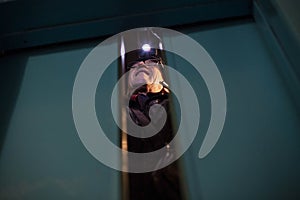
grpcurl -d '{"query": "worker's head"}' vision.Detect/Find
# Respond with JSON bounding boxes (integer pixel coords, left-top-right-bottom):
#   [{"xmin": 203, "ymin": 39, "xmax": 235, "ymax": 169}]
[{"xmin": 126, "ymin": 48, "xmax": 164, "ymax": 93}]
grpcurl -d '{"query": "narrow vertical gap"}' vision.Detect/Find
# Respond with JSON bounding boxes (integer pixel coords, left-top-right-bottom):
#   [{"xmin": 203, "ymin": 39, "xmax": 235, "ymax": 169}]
[
  {"xmin": 119, "ymin": 36, "xmax": 130, "ymax": 200},
  {"xmin": 118, "ymin": 28, "xmax": 187, "ymax": 200}
]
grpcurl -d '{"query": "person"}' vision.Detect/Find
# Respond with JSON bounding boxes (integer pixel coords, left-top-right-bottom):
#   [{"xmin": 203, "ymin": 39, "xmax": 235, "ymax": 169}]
[
  {"xmin": 125, "ymin": 49, "xmax": 173, "ymax": 151},
  {"xmin": 124, "ymin": 48, "xmax": 183, "ymax": 200},
  {"xmin": 127, "ymin": 54, "xmax": 170, "ymax": 127}
]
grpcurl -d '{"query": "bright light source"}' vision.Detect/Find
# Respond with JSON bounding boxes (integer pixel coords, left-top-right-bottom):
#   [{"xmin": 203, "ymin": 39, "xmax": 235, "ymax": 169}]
[
  {"xmin": 142, "ymin": 44, "xmax": 151, "ymax": 52},
  {"xmin": 159, "ymin": 42, "xmax": 163, "ymax": 50},
  {"xmin": 120, "ymin": 40, "xmax": 125, "ymax": 56}
]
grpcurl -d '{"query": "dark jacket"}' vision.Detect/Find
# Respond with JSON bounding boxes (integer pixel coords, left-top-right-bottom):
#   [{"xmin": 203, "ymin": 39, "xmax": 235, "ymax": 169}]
[{"xmin": 127, "ymin": 86, "xmax": 183, "ymax": 200}]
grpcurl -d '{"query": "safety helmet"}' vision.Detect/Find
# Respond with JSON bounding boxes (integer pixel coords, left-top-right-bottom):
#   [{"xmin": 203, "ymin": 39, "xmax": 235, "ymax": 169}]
[{"xmin": 125, "ymin": 47, "xmax": 164, "ymax": 71}]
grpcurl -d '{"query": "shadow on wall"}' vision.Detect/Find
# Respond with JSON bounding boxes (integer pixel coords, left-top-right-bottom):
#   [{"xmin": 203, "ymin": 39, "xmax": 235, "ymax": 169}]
[{"xmin": 0, "ymin": 54, "xmax": 27, "ymax": 152}]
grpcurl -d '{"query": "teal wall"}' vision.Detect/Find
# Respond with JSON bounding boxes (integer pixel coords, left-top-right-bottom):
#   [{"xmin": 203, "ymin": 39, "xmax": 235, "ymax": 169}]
[
  {"xmin": 265, "ymin": 0, "xmax": 300, "ymax": 75},
  {"xmin": 254, "ymin": 0, "xmax": 300, "ymax": 116},
  {"xmin": 174, "ymin": 21, "xmax": 300, "ymax": 200},
  {"xmin": 0, "ymin": 42, "xmax": 120, "ymax": 199}
]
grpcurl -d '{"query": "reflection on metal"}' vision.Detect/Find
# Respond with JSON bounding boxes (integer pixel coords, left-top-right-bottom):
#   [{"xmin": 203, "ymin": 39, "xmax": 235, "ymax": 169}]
[
  {"xmin": 160, "ymin": 80, "xmax": 169, "ymax": 89},
  {"xmin": 119, "ymin": 36, "xmax": 130, "ymax": 200}
]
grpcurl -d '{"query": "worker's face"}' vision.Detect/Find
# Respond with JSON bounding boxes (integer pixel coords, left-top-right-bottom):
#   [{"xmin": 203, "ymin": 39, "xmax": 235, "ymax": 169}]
[{"xmin": 128, "ymin": 60, "xmax": 164, "ymax": 88}]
